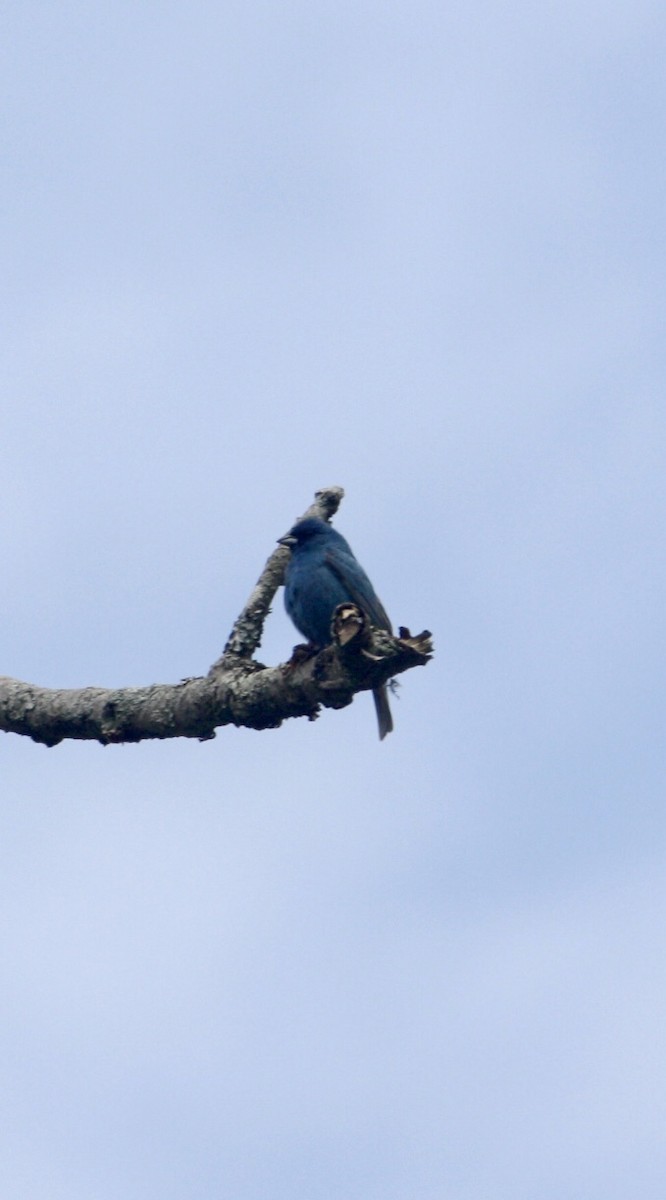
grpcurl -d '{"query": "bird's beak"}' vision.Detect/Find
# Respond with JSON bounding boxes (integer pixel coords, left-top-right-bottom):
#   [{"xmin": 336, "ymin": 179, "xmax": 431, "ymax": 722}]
[{"xmin": 277, "ymin": 534, "xmax": 297, "ymax": 547}]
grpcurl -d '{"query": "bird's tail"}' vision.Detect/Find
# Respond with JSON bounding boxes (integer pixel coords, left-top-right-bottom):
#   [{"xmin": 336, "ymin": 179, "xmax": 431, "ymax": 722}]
[{"xmin": 373, "ymin": 684, "xmax": 393, "ymax": 740}]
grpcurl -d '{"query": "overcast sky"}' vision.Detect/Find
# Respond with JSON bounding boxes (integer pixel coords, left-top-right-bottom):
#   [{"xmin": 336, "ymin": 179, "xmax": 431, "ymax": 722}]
[{"xmin": 2, "ymin": 3, "xmax": 665, "ymax": 1197}]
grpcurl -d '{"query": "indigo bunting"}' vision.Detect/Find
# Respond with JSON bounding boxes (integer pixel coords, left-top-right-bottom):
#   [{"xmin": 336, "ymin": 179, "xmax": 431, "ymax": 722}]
[{"xmin": 278, "ymin": 517, "xmax": 393, "ymax": 739}]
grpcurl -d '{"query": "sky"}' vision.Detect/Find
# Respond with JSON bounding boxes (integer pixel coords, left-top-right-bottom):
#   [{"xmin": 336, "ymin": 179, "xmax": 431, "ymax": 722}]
[{"xmin": 2, "ymin": 2, "xmax": 665, "ymax": 1196}]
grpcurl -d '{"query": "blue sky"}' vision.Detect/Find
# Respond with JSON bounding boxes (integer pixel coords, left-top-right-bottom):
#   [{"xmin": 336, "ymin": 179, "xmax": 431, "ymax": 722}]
[{"xmin": 2, "ymin": 3, "xmax": 665, "ymax": 1197}]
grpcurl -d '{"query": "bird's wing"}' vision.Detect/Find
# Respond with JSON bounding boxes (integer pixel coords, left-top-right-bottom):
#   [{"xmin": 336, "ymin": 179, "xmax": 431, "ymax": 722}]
[{"xmin": 324, "ymin": 549, "xmax": 392, "ymax": 633}]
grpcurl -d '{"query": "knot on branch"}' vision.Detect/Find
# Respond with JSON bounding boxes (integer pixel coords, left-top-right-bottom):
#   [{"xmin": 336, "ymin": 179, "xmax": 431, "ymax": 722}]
[
  {"xmin": 330, "ymin": 603, "xmax": 432, "ymax": 682},
  {"xmin": 280, "ymin": 605, "xmax": 433, "ymax": 720}
]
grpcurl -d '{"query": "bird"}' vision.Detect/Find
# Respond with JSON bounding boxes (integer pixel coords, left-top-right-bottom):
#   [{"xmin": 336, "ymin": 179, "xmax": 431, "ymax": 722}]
[{"xmin": 278, "ymin": 517, "xmax": 393, "ymax": 739}]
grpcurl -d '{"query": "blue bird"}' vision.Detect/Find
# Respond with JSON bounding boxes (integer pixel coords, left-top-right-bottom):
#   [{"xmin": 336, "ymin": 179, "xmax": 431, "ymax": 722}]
[{"xmin": 278, "ymin": 517, "xmax": 393, "ymax": 739}]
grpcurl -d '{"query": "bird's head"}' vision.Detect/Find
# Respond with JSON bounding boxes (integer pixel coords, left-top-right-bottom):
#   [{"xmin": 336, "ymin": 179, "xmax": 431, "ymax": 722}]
[{"xmin": 277, "ymin": 517, "xmax": 331, "ymax": 549}]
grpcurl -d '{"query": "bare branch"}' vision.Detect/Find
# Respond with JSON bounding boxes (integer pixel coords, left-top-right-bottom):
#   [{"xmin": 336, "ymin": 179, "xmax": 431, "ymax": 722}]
[
  {"xmin": 0, "ymin": 487, "xmax": 433, "ymax": 747},
  {"xmin": 0, "ymin": 626, "xmax": 432, "ymax": 747}
]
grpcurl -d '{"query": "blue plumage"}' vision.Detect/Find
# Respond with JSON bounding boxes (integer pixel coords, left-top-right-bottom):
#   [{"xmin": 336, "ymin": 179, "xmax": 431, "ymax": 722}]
[{"xmin": 279, "ymin": 517, "xmax": 393, "ymax": 739}]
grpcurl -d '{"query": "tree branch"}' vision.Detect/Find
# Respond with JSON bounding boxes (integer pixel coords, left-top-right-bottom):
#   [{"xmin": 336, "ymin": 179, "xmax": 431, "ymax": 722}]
[{"xmin": 0, "ymin": 487, "xmax": 433, "ymax": 747}]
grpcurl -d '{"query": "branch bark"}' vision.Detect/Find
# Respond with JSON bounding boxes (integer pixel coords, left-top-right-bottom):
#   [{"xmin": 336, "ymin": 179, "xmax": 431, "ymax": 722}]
[{"xmin": 0, "ymin": 487, "xmax": 433, "ymax": 747}]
